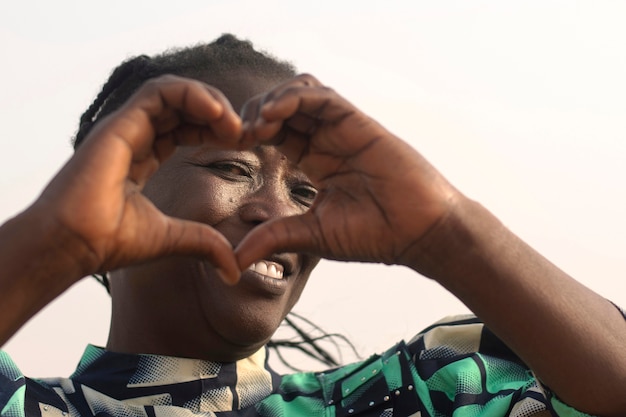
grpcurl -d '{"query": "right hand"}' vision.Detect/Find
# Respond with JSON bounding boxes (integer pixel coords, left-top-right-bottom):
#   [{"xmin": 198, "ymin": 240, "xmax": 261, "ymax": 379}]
[{"xmin": 33, "ymin": 75, "xmax": 242, "ymax": 281}]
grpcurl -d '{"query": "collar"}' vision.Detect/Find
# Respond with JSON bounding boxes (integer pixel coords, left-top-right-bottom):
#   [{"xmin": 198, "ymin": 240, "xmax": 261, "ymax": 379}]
[{"xmin": 69, "ymin": 345, "xmax": 280, "ymax": 413}]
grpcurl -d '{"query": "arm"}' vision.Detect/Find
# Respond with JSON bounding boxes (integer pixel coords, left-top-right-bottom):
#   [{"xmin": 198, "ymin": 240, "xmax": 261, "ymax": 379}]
[
  {"xmin": 236, "ymin": 74, "xmax": 626, "ymax": 416},
  {"xmin": 0, "ymin": 209, "xmax": 91, "ymax": 347},
  {"xmin": 413, "ymin": 195, "xmax": 626, "ymax": 416},
  {"xmin": 0, "ymin": 76, "xmax": 242, "ymax": 347}
]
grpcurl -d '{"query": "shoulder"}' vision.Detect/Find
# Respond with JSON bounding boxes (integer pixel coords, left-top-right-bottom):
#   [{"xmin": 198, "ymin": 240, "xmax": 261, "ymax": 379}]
[
  {"xmin": 258, "ymin": 316, "xmax": 595, "ymax": 416},
  {"xmin": 0, "ymin": 351, "xmax": 71, "ymax": 417},
  {"xmin": 407, "ymin": 314, "xmax": 521, "ymax": 362},
  {"xmin": 405, "ymin": 315, "xmax": 595, "ymax": 417},
  {"xmin": 0, "ymin": 350, "xmax": 26, "ymax": 415}
]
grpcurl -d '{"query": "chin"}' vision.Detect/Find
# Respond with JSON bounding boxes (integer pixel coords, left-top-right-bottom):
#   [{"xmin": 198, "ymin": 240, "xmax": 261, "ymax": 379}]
[{"xmin": 205, "ymin": 302, "xmax": 287, "ymax": 358}]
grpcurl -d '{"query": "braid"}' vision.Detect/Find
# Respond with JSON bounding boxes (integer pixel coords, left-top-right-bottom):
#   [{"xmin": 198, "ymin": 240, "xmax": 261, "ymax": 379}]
[
  {"xmin": 73, "ymin": 34, "xmax": 295, "ymax": 148},
  {"xmin": 92, "ymin": 273, "xmax": 111, "ymax": 295},
  {"xmin": 75, "ymin": 55, "xmax": 153, "ymax": 146},
  {"xmin": 268, "ymin": 312, "xmax": 361, "ymax": 372}
]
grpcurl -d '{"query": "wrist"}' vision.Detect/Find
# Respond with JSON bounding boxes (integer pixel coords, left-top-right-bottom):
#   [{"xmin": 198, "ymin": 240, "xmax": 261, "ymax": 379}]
[
  {"xmin": 0, "ymin": 205, "xmax": 96, "ymax": 297},
  {"xmin": 0, "ymin": 207, "xmax": 96, "ymax": 345},
  {"xmin": 402, "ymin": 196, "xmax": 505, "ymax": 286}
]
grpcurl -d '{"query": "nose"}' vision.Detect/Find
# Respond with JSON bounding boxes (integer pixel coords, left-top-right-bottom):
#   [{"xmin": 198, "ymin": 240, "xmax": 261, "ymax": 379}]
[{"xmin": 238, "ymin": 179, "xmax": 298, "ymax": 226}]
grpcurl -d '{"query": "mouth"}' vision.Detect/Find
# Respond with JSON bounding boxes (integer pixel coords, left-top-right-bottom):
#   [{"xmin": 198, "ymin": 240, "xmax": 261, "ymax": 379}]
[
  {"xmin": 247, "ymin": 260, "xmax": 285, "ymax": 279},
  {"xmin": 239, "ymin": 254, "xmax": 296, "ymax": 296}
]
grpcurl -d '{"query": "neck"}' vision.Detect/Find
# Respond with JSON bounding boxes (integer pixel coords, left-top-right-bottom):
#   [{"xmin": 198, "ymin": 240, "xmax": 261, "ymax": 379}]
[{"xmin": 106, "ymin": 267, "xmax": 267, "ymax": 362}]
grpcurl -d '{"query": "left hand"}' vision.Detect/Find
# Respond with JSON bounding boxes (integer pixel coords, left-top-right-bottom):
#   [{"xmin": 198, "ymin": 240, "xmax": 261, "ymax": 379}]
[
  {"xmin": 236, "ymin": 74, "xmax": 459, "ymax": 271},
  {"xmin": 239, "ymin": 75, "xmax": 626, "ymax": 417}
]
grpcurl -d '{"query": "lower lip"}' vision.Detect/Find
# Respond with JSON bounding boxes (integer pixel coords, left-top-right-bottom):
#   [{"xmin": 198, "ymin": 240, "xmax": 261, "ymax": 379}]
[{"xmin": 239, "ymin": 268, "xmax": 289, "ymax": 296}]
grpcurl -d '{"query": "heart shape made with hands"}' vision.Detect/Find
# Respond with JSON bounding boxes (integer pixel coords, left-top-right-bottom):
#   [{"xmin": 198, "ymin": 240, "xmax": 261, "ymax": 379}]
[{"xmin": 46, "ymin": 74, "xmax": 452, "ymax": 287}]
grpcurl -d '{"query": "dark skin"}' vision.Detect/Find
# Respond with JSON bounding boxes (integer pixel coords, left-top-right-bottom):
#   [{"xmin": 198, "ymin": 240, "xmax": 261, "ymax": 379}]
[
  {"xmin": 105, "ymin": 74, "xmax": 320, "ymax": 361},
  {"xmin": 0, "ymin": 74, "xmax": 624, "ymax": 416},
  {"xmin": 107, "ymin": 145, "xmax": 320, "ymax": 361}
]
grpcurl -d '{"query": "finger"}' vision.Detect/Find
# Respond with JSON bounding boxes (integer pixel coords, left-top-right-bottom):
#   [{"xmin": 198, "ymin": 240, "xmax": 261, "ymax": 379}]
[
  {"xmin": 260, "ymin": 86, "xmax": 354, "ymax": 132},
  {"xmin": 239, "ymin": 94, "xmax": 265, "ymax": 147},
  {"xmin": 234, "ymin": 213, "xmax": 322, "ymax": 271},
  {"xmin": 244, "ymin": 88, "xmax": 362, "ymax": 166},
  {"xmin": 85, "ymin": 76, "xmax": 240, "ymax": 159},
  {"xmin": 245, "ymin": 89, "xmax": 367, "ymax": 177},
  {"xmin": 264, "ymin": 127, "xmax": 312, "ymax": 167},
  {"xmin": 262, "ymin": 73, "xmax": 324, "ymax": 101},
  {"xmin": 240, "ymin": 92, "xmax": 307, "ymax": 148},
  {"xmin": 240, "ymin": 74, "xmax": 323, "ymax": 144},
  {"xmin": 131, "ymin": 216, "xmax": 241, "ymax": 285},
  {"xmin": 184, "ymin": 83, "xmax": 241, "ymax": 143},
  {"xmin": 70, "ymin": 76, "xmax": 242, "ymax": 192},
  {"xmin": 126, "ymin": 75, "xmax": 242, "ymax": 151},
  {"xmin": 154, "ymin": 123, "xmax": 243, "ymax": 154}
]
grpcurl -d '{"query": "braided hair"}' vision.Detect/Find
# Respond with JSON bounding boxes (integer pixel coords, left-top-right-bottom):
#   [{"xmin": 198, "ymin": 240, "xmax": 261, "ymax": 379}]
[
  {"xmin": 79, "ymin": 34, "xmax": 358, "ymax": 370},
  {"xmin": 74, "ymin": 34, "xmax": 295, "ymax": 148}
]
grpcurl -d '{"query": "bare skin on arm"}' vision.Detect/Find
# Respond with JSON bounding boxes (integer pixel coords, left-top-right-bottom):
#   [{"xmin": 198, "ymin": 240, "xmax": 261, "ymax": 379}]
[
  {"xmin": 0, "ymin": 76, "xmax": 243, "ymax": 347},
  {"xmin": 236, "ymin": 74, "xmax": 626, "ymax": 417},
  {"xmin": 0, "ymin": 71, "xmax": 624, "ymax": 416}
]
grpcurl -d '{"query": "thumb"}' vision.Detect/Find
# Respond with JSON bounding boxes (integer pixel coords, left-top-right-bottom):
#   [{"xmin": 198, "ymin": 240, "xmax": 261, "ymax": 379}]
[
  {"xmin": 145, "ymin": 217, "xmax": 241, "ymax": 285},
  {"xmin": 235, "ymin": 213, "xmax": 321, "ymax": 273}
]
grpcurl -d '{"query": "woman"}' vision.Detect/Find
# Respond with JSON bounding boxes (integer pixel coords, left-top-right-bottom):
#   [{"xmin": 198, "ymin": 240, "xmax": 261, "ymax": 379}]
[{"xmin": 0, "ymin": 35, "xmax": 624, "ymax": 417}]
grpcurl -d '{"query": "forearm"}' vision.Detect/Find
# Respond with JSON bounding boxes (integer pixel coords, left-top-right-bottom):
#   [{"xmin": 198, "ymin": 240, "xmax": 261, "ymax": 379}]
[
  {"xmin": 0, "ymin": 207, "xmax": 92, "ymax": 346},
  {"xmin": 410, "ymin": 196, "xmax": 626, "ymax": 416}
]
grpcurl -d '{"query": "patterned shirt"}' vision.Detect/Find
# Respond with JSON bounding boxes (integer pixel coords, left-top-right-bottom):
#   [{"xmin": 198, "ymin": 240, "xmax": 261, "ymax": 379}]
[{"xmin": 0, "ymin": 315, "xmax": 600, "ymax": 417}]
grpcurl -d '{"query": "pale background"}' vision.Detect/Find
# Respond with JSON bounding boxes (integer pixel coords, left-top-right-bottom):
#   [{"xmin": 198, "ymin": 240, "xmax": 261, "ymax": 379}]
[{"xmin": 1, "ymin": 0, "xmax": 625, "ymax": 376}]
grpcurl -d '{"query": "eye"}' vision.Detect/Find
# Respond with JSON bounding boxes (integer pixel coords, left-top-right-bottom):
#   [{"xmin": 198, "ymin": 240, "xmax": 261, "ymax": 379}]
[
  {"xmin": 292, "ymin": 184, "xmax": 318, "ymax": 207},
  {"xmin": 209, "ymin": 161, "xmax": 252, "ymax": 180}
]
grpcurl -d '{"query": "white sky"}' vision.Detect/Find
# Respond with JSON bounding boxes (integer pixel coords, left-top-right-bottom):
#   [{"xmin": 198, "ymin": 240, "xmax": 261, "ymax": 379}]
[{"xmin": 1, "ymin": 0, "xmax": 625, "ymax": 376}]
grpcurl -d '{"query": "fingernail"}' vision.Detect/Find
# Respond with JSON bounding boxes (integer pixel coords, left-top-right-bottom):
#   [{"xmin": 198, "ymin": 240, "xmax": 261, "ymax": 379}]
[{"xmin": 261, "ymin": 101, "xmax": 275, "ymax": 114}]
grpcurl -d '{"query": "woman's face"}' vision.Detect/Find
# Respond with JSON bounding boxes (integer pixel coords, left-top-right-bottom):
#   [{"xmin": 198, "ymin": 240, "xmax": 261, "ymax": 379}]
[{"xmin": 108, "ymin": 75, "xmax": 320, "ymax": 361}]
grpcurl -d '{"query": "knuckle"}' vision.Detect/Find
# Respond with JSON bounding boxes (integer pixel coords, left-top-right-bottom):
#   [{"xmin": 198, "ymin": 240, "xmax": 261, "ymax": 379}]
[
  {"xmin": 140, "ymin": 75, "xmax": 190, "ymax": 93},
  {"xmin": 320, "ymin": 86, "xmax": 335, "ymax": 95},
  {"xmin": 296, "ymin": 73, "xmax": 321, "ymax": 86},
  {"xmin": 154, "ymin": 74, "xmax": 182, "ymax": 84},
  {"xmin": 142, "ymin": 75, "xmax": 167, "ymax": 88}
]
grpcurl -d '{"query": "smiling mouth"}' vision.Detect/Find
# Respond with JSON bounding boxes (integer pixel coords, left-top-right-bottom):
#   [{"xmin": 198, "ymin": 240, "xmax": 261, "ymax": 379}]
[{"xmin": 247, "ymin": 260, "xmax": 285, "ymax": 279}]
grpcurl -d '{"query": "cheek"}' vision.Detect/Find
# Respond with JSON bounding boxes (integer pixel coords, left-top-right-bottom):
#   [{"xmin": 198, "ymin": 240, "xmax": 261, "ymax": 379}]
[
  {"xmin": 144, "ymin": 172, "xmax": 244, "ymax": 225},
  {"xmin": 301, "ymin": 255, "xmax": 321, "ymax": 278},
  {"xmin": 288, "ymin": 256, "xmax": 321, "ymax": 304},
  {"xmin": 178, "ymin": 184, "xmax": 244, "ymax": 227}
]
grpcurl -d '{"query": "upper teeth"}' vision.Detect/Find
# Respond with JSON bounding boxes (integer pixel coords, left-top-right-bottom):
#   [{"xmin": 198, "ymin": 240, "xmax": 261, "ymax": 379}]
[{"xmin": 248, "ymin": 261, "xmax": 284, "ymax": 279}]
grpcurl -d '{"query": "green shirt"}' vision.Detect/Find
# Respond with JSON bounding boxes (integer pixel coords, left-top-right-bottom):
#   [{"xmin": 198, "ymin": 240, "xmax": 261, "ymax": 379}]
[{"xmin": 0, "ymin": 315, "xmax": 596, "ymax": 416}]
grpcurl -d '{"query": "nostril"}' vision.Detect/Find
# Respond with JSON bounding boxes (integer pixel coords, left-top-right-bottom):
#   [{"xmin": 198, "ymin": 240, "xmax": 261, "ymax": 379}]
[
  {"xmin": 239, "ymin": 184, "xmax": 295, "ymax": 224},
  {"xmin": 239, "ymin": 202, "xmax": 272, "ymax": 225}
]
